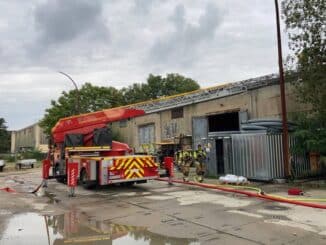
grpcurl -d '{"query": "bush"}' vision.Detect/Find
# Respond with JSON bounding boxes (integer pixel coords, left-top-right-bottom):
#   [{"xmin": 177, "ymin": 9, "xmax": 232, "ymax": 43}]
[
  {"xmin": 20, "ymin": 149, "xmax": 46, "ymax": 161},
  {"xmin": 0, "ymin": 153, "xmax": 15, "ymax": 162}
]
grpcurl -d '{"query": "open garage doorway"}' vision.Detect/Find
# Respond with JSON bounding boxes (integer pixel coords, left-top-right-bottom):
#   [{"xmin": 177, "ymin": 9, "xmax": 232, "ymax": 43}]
[
  {"xmin": 207, "ymin": 111, "xmax": 244, "ymax": 176},
  {"xmin": 215, "ymin": 139, "xmax": 224, "ymax": 175},
  {"xmin": 208, "ymin": 111, "xmax": 240, "ymax": 132}
]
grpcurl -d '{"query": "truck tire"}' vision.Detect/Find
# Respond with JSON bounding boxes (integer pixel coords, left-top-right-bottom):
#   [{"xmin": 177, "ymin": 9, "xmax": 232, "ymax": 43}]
[
  {"xmin": 120, "ymin": 181, "xmax": 135, "ymax": 187},
  {"xmin": 80, "ymin": 169, "xmax": 96, "ymax": 189},
  {"xmin": 0, "ymin": 166, "xmax": 3, "ymax": 172},
  {"xmin": 53, "ymin": 164, "xmax": 65, "ymax": 183},
  {"xmin": 31, "ymin": 164, "xmax": 34, "ymax": 168}
]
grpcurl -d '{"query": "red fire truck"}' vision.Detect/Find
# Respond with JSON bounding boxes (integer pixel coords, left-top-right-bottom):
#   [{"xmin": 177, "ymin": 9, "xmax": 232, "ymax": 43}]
[{"xmin": 43, "ymin": 107, "xmax": 162, "ymax": 188}]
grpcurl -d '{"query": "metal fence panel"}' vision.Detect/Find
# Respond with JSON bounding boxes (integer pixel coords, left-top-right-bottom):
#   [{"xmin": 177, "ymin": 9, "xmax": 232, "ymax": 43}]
[
  {"xmin": 289, "ymin": 137, "xmax": 310, "ymax": 177},
  {"xmin": 231, "ymin": 133, "xmax": 310, "ymax": 180},
  {"xmin": 232, "ymin": 133, "xmax": 271, "ymax": 180}
]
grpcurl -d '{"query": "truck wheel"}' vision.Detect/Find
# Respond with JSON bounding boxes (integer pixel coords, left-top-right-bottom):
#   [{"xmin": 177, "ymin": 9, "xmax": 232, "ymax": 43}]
[
  {"xmin": 0, "ymin": 166, "xmax": 3, "ymax": 172},
  {"xmin": 31, "ymin": 164, "xmax": 34, "ymax": 168},
  {"xmin": 53, "ymin": 164, "xmax": 64, "ymax": 183},
  {"xmin": 121, "ymin": 181, "xmax": 135, "ymax": 187},
  {"xmin": 80, "ymin": 169, "xmax": 96, "ymax": 189}
]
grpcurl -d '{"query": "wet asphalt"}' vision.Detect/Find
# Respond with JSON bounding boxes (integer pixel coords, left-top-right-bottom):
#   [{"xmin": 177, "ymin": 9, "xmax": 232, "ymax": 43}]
[{"xmin": 0, "ymin": 169, "xmax": 326, "ymax": 245}]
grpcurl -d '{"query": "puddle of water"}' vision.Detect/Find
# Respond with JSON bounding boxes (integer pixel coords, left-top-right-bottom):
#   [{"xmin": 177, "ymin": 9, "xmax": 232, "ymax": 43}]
[
  {"xmin": 264, "ymin": 205, "xmax": 290, "ymax": 211},
  {"xmin": 0, "ymin": 212, "xmax": 199, "ymax": 245},
  {"xmin": 0, "ymin": 209, "xmax": 12, "ymax": 215},
  {"xmin": 44, "ymin": 191, "xmax": 61, "ymax": 204}
]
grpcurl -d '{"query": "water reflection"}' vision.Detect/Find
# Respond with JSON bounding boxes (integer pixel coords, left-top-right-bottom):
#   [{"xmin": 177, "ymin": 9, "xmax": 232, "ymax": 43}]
[{"xmin": 0, "ymin": 211, "xmax": 199, "ymax": 245}]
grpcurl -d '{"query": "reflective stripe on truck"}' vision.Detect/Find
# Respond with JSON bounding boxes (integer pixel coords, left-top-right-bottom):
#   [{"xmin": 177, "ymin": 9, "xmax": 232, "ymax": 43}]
[{"xmin": 110, "ymin": 157, "xmax": 158, "ymax": 179}]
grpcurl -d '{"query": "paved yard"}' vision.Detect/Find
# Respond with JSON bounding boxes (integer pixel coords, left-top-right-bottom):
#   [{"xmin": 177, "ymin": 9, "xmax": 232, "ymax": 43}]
[{"xmin": 0, "ymin": 169, "xmax": 326, "ymax": 244}]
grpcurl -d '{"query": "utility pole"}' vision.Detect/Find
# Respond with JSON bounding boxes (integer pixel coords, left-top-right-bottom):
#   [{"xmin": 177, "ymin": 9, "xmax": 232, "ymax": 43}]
[
  {"xmin": 58, "ymin": 71, "xmax": 80, "ymax": 114},
  {"xmin": 274, "ymin": 0, "xmax": 290, "ymax": 177}
]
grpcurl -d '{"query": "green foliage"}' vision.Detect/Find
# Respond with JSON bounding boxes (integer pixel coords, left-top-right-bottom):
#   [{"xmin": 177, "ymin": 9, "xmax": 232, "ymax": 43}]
[
  {"xmin": 291, "ymin": 113, "xmax": 326, "ymax": 155},
  {"xmin": 40, "ymin": 83, "xmax": 123, "ymax": 135},
  {"xmin": 282, "ymin": 0, "xmax": 326, "ymax": 154},
  {"xmin": 20, "ymin": 149, "xmax": 45, "ymax": 161},
  {"xmin": 120, "ymin": 83, "xmax": 148, "ymax": 105},
  {"xmin": 5, "ymin": 154, "xmax": 16, "ymax": 163},
  {"xmin": 0, "ymin": 118, "xmax": 10, "ymax": 153},
  {"xmin": 40, "ymin": 73, "xmax": 200, "ymax": 135},
  {"xmin": 121, "ymin": 73, "xmax": 199, "ymax": 104}
]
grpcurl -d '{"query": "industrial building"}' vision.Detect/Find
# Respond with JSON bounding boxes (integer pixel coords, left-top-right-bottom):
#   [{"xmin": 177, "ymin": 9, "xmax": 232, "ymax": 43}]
[
  {"xmin": 11, "ymin": 123, "xmax": 48, "ymax": 153},
  {"xmin": 111, "ymin": 74, "xmax": 311, "ymax": 179}
]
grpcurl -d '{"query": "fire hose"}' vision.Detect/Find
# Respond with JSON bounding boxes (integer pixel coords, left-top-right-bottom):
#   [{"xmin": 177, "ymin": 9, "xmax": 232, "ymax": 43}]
[{"xmin": 156, "ymin": 178, "xmax": 326, "ymax": 209}]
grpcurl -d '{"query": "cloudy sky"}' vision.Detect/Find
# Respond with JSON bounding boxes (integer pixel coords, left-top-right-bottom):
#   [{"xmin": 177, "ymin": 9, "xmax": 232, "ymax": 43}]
[{"xmin": 0, "ymin": 0, "xmax": 289, "ymax": 130}]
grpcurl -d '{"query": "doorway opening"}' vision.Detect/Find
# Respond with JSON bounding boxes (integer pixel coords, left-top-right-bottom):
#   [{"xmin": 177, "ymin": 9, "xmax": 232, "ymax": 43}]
[{"xmin": 215, "ymin": 139, "xmax": 224, "ymax": 175}]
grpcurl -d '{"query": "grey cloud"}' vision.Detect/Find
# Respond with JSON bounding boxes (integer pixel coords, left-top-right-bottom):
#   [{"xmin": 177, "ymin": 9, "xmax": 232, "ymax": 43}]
[
  {"xmin": 169, "ymin": 4, "xmax": 185, "ymax": 31},
  {"xmin": 0, "ymin": 0, "xmax": 284, "ymax": 129},
  {"xmin": 132, "ymin": 0, "xmax": 156, "ymax": 15},
  {"xmin": 34, "ymin": 0, "xmax": 108, "ymax": 44},
  {"xmin": 22, "ymin": 0, "xmax": 111, "ymax": 70},
  {"xmin": 149, "ymin": 3, "xmax": 223, "ymax": 66}
]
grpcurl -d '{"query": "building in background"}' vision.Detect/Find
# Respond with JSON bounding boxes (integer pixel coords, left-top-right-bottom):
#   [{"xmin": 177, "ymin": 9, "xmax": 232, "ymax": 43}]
[
  {"xmin": 11, "ymin": 123, "xmax": 48, "ymax": 153},
  {"xmin": 111, "ymin": 74, "xmax": 311, "ymax": 179}
]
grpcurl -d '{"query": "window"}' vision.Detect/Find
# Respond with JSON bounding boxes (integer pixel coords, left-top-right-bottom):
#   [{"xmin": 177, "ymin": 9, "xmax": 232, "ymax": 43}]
[
  {"xmin": 171, "ymin": 107, "xmax": 183, "ymax": 119},
  {"xmin": 138, "ymin": 124, "xmax": 155, "ymax": 145},
  {"xmin": 208, "ymin": 112, "xmax": 240, "ymax": 132}
]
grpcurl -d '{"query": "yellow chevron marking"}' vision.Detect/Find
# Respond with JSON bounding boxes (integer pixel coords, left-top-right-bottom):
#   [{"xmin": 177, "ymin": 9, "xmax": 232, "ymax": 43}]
[
  {"xmin": 145, "ymin": 159, "xmax": 153, "ymax": 167},
  {"xmin": 125, "ymin": 168, "xmax": 144, "ymax": 177},
  {"xmin": 140, "ymin": 157, "xmax": 150, "ymax": 166},
  {"xmin": 127, "ymin": 161, "xmax": 138, "ymax": 170},
  {"xmin": 126, "ymin": 172, "xmax": 134, "ymax": 179},
  {"xmin": 125, "ymin": 172, "xmax": 131, "ymax": 179},
  {"xmin": 129, "ymin": 162, "xmax": 144, "ymax": 174},
  {"xmin": 126, "ymin": 171, "xmax": 135, "ymax": 179},
  {"xmin": 117, "ymin": 160, "xmax": 125, "ymax": 170},
  {"xmin": 125, "ymin": 166, "xmax": 144, "ymax": 179},
  {"xmin": 135, "ymin": 158, "xmax": 145, "ymax": 167},
  {"xmin": 123, "ymin": 158, "xmax": 134, "ymax": 169},
  {"xmin": 126, "ymin": 171, "xmax": 143, "ymax": 179},
  {"xmin": 64, "ymin": 236, "xmax": 111, "ymax": 243},
  {"xmin": 108, "ymin": 157, "xmax": 157, "ymax": 172},
  {"xmin": 135, "ymin": 171, "xmax": 143, "ymax": 178}
]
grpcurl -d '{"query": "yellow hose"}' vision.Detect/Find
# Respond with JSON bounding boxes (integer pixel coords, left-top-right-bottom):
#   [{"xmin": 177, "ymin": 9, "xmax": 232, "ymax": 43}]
[
  {"xmin": 216, "ymin": 182, "xmax": 326, "ymax": 203},
  {"xmin": 267, "ymin": 194, "xmax": 326, "ymax": 202},
  {"xmin": 215, "ymin": 182, "xmax": 262, "ymax": 193}
]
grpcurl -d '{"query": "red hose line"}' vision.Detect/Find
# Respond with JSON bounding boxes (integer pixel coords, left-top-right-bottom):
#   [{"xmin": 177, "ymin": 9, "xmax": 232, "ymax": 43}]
[
  {"xmin": 0, "ymin": 187, "xmax": 17, "ymax": 193},
  {"xmin": 156, "ymin": 178, "xmax": 326, "ymax": 209}
]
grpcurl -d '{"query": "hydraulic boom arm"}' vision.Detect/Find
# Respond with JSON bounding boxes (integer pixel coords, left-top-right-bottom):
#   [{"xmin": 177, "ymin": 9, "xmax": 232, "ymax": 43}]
[{"xmin": 51, "ymin": 107, "xmax": 145, "ymax": 143}]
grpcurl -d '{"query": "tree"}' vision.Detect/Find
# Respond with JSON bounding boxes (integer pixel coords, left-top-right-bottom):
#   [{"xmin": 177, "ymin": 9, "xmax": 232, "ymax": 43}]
[
  {"xmin": 145, "ymin": 73, "xmax": 200, "ymax": 99},
  {"xmin": 40, "ymin": 83, "xmax": 123, "ymax": 135},
  {"xmin": 0, "ymin": 118, "xmax": 10, "ymax": 153},
  {"xmin": 120, "ymin": 83, "xmax": 148, "ymax": 105},
  {"xmin": 282, "ymin": 0, "xmax": 326, "ymax": 154},
  {"xmin": 121, "ymin": 73, "xmax": 200, "ymax": 104},
  {"xmin": 40, "ymin": 73, "xmax": 200, "ymax": 135}
]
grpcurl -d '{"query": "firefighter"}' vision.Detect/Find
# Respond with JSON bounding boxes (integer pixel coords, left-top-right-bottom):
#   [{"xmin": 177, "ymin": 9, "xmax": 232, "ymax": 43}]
[
  {"xmin": 175, "ymin": 149, "xmax": 182, "ymax": 170},
  {"xmin": 193, "ymin": 144, "xmax": 206, "ymax": 182},
  {"xmin": 180, "ymin": 146, "xmax": 193, "ymax": 182}
]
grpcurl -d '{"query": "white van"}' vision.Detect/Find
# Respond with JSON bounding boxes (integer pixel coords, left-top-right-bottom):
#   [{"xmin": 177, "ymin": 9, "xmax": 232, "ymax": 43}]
[
  {"xmin": 16, "ymin": 159, "xmax": 37, "ymax": 169},
  {"xmin": 0, "ymin": 160, "xmax": 5, "ymax": 172}
]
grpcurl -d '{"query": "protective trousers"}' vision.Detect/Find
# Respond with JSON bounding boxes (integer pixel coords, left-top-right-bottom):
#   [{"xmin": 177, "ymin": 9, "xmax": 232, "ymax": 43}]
[{"xmin": 182, "ymin": 159, "xmax": 192, "ymax": 178}]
